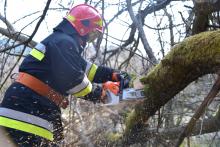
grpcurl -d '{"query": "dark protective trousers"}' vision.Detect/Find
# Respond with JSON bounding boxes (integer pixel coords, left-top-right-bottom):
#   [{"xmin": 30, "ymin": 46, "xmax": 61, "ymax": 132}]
[{"xmin": 0, "ymin": 82, "xmax": 64, "ymax": 147}]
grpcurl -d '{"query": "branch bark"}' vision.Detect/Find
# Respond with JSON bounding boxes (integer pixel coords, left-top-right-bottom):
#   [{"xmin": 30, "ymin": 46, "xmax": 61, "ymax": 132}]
[
  {"xmin": 0, "ymin": 0, "xmax": 52, "ymax": 90},
  {"xmin": 129, "ymin": 112, "xmax": 220, "ymax": 145},
  {"xmin": 0, "ymin": 27, "xmax": 37, "ymax": 49},
  {"xmin": 192, "ymin": 0, "xmax": 220, "ymax": 34},
  {"xmin": 175, "ymin": 75, "xmax": 220, "ymax": 146},
  {"xmin": 126, "ymin": 0, "xmax": 157, "ymax": 64},
  {"xmin": 122, "ymin": 30, "xmax": 220, "ymax": 144}
]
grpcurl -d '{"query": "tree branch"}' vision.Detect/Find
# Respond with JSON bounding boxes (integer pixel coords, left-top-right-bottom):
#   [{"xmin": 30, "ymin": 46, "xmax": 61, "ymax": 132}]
[
  {"xmin": 0, "ymin": 0, "xmax": 52, "ymax": 90},
  {"xmin": 122, "ymin": 30, "xmax": 220, "ymax": 144},
  {"xmin": 129, "ymin": 113, "xmax": 220, "ymax": 145},
  {"xmin": 175, "ymin": 75, "xmax": 220, "ymax": 146},
  {"xmin": 126, "ymin": 0, "xmax": 157, "ymax": 64}
]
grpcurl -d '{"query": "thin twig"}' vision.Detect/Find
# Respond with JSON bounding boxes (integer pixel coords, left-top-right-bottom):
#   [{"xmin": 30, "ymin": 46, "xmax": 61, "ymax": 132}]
[
  {"xmin": 126, "ymin": 0, "xmax": 157, "ymax": 64},
  {"xmin": 0, "ymin": 0, "xmax": 52, "ymax": 90},
  {"xmin": 175, "ymin": 75, "xmax": 220, "ymax": 147}
]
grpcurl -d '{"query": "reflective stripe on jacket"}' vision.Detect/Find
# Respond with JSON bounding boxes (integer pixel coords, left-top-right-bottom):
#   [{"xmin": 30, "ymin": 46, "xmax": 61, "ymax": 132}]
[
  {"xmin": 29, "ymin": 43, "xmax": 98, "ymax": 97},
  {"xmin": 21, "ymin": 19, "xmax": 114, "ymax": 98},
  {"xmin": 1, "ymin": 19, "xmax": 114, "ymax": 142}
]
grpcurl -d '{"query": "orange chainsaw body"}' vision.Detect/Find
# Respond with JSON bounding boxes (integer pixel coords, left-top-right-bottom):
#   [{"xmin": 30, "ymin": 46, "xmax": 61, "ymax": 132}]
[
  {"xmin": 102, "ymin": 81, "xmax": 145, "ymax": 105},
  {"xmin": 102, "ymin": 81, "xmax": 120, "ymax": 95}
]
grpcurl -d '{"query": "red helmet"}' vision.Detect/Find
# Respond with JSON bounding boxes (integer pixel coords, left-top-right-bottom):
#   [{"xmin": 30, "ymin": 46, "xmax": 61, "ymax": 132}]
[{"xmin": 66, "ymin": 4, "xmax": 103, "ymax": 36}]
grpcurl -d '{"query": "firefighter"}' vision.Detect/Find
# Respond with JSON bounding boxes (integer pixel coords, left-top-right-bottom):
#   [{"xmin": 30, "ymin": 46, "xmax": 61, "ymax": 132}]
[{"xmin": 0, "ymin": 4, "xmax": 130, "ymax": 147}]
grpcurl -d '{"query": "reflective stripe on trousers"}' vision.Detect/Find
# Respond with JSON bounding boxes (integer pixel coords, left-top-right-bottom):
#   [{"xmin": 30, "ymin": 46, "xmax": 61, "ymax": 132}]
[{"xmin": 0, "ymin": 107, "xmax": 54, "ymax": 141}]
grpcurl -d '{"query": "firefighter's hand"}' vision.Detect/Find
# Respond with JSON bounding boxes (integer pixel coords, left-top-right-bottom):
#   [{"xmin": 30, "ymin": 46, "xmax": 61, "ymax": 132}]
[
  {"xmin": 83, "ymin": 86, "xmax": 105, "ymax": 103},
  {"xmin": 112, "ymin": 71, "xmax": 131, "ymax": 88}
]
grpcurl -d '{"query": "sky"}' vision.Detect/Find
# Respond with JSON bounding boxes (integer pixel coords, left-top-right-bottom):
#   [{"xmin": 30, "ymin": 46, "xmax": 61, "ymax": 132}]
[
  {"xmin": 2, "ymin": 0, "xmax": 129, "ymax": 41},
  {"xmin": 0, "ymin": 0, "xmax": 193, "ymax": 59}
]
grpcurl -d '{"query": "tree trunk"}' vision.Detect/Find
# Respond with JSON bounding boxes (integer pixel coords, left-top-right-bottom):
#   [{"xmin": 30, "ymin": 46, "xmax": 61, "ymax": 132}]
[
  {"xmin": 123, "ymin": 30, "xmax": 220, "ymax": 142},
  {"xmin": 123, "ymin": 112, "xmax": 220, "ymax": 145}
]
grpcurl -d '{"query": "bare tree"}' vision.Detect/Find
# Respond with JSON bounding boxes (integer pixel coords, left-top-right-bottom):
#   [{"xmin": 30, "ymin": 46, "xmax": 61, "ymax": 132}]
[{"xmin": 2, "ymin": 0, "xmax": 220, "ymax": 147}]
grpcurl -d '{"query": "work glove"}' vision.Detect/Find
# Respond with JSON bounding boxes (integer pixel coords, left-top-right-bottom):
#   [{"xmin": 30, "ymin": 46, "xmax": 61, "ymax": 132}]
[
  {"xmin": 83, "ymin": 85, "xmax": 103, "ymax": 103},
  {"xmin": 112, "ymin": 71, "xmax": 131, "ymax": 88}
]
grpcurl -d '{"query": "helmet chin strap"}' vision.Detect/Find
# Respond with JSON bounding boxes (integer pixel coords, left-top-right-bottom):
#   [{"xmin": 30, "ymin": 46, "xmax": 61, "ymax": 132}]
[{"xmin": 78, "ymin": 35, "xmax": 88, "ymax": 49}]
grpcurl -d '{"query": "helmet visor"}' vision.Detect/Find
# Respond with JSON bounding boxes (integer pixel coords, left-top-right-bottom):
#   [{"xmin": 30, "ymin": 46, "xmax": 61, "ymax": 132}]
[{"xmin": 87, "ymin": 30, "xmax": 102, "ymax": 42}]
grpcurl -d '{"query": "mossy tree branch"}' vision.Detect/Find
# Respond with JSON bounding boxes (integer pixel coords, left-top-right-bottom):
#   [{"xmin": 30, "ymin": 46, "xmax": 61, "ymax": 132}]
[
  {"xmin": 123, "ymin": 108, "xmax": 220, "ymax": 145},
  {"xmin": 123, "ymin": 30, "xmax": 220, "ymax": 143}
]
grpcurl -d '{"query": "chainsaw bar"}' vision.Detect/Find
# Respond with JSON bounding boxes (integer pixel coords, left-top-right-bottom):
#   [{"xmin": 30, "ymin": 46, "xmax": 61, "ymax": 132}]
[
  {"xmin": 122, "ymin": 88, "xmax": 145, "ymax": 100},
  {"xmin": 105, "ymin": 88, "xmax": 145, "ymax": 106}
]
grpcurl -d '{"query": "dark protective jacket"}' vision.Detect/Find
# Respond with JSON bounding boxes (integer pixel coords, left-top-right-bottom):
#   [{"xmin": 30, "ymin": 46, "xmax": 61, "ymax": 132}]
[
  {"xmin": 0, "ymin": 19, "xmax": 114, "ymax": 144},
  {"xmin": 21, "ymin": 19, "xmax": 113, "ymax": 96}
]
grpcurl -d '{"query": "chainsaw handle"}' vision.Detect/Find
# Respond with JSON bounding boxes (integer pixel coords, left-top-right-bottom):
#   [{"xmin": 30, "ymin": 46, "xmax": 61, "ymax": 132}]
[{"xmin": 119, "ymin": 78, "xmax": 124, "ymax": 99}]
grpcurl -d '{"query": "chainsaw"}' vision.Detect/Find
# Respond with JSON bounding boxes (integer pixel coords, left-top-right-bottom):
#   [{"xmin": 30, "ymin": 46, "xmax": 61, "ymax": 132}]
[{"xmin": 102, "ymin": 80, "xmax": 145, "ymax": 106}]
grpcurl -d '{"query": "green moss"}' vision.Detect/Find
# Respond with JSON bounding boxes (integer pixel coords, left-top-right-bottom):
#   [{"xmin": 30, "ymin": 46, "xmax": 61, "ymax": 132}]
[
  {"xmin": 214, "ymin": 105, "xmax": 220, "ymax": 119},
  {"xmin": 106, "ymin": 132, "xmax": 122, "ymax": 142},
  {"xmin": 124, "ymin": 110, "xmax": 136, "ymax": 134},
  {"xmin": 129, "ymin": 74, "xmax": 138, "ymax": 88},
  {"xmin": 124, "ymin": 104, "xmax": 148, "ymax": 135},
  {"xmin": 123, "ymin": 30, "xmax": 220, "ymax": 137},
  {"xmin": 141, "ymin": 30, "xmax": 220, "ymax": 97}
]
